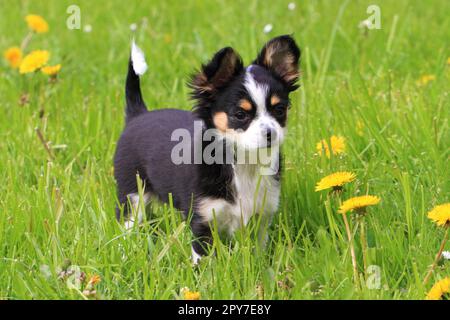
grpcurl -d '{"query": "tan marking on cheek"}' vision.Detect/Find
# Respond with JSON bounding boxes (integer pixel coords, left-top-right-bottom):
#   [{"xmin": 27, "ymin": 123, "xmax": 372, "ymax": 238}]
[
  {"xmin": 213, "ymin": 112, "xmax": 228, "ymax": 132},
  {"xmin": 271, "ymin": 95, "xmax": 280, "ymax": 106},
  {"xmin": 239, "ymin": 99, "xmax": 252, "ymax": 111}
]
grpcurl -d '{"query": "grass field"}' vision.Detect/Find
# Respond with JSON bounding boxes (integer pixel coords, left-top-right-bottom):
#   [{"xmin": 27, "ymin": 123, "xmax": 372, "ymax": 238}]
[{"xmin": 1, "ymin": 0, "xmax": 449, "ymax": 300}]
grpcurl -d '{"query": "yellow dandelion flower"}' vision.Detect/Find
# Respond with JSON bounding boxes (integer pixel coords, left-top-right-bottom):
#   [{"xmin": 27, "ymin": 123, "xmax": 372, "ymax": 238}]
[
  {"xmin": 316, "ymin": 135, "xmax": 346, "ymax": 158},
  {"xmin": 417, "ymin": 74, "xmax": 435, "ymax": 86},
  {"xmin": 447, "ymin": 57, "xmax": 450, "ymax": 65},
  {"xmin": 25, "ymin": 14, "xmax": 49, "ymax": 33},
  {"xmin": 41, "ymin": 64, "xmax": 61, "ymax": 76},
  {"xmin": 338, "ymin": 195, "xmax": 380, "ymax": 214},
  {"xmin": 426, "ymin": 277, "xmax": 450, "ymax": 300},
  {"xmin": 3, "ymin": 47, "xmax": 22, "ymax": 68},
  {"xmin": 315, "ymin": 171, "xmax": 356, "ymax": 192},
  {"xmin": 181, "ymin": 287, "xmax": 200, "ymax": 300},
  {"xmin": 19, "ymin": 50, "xmax": 50, "ymax": 74},
  {"xmin": 427, "ymin": 203, "xmax": 450, "ymax": 227},
  {"xmin": 88, "ymin": 274, "xmax": 101, "ymax": 286}
]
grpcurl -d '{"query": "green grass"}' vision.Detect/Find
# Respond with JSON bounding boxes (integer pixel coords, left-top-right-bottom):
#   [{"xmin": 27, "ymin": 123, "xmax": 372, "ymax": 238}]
[{"xmin": 1, "ymin": 0, "xmax": 449, "ymax": 300}]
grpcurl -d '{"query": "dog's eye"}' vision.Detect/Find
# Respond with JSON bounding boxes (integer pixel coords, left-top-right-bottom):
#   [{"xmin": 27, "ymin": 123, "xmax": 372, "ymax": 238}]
[
  {"xmin": 272, "ymin": 105, "xmax": 286, "ymax": 117},
  {"xmin": 234, "ymin": 110, "xmax": 248, "ymax": 120}
]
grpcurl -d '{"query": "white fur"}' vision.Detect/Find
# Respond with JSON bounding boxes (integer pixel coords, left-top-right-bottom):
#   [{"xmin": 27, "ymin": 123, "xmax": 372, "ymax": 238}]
[
  {"xmin": 198, "ymin": 164, "xmax": 280, "ymax": 236},
  {"xmin": 244, "ymin": 72, "xmax": 268, "ymax": 116},
  {"xmin": 131, "ymin": 40, "xmax": 148, "ymax": 76},
  {"xmin": 191, "ymin": 246, "xmax": 202, "ymax": 265},
  {"xmin": 125, "ymin": 192, "xmax": 151, "ymax": 229}
]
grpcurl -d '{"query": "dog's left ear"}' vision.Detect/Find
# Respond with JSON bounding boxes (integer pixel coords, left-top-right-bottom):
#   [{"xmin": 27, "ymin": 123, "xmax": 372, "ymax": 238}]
[{"xmin": 253, "ymin": 35, "xmax": 301, "ymax": 91}]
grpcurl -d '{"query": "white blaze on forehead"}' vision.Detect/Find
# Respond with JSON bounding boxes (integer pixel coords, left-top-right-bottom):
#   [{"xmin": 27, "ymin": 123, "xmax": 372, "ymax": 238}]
[{"xmin": 244, "ymin": 68, "xmax": 268, "ymax": 116}]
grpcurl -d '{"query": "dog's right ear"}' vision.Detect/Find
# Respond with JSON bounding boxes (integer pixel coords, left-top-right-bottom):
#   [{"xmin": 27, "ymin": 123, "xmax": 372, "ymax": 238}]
[
  {"xmin": 190, "ymin": 47, "xmax": 243, "ymax": 104},
  {"xmin": 253, "ymin": 35, "xmax": 301, "ymax": 91}
]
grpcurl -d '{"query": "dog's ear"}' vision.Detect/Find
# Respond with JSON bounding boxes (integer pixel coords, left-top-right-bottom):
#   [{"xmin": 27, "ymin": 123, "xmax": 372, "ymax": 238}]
[
  {"xmin": 253, "ymin": 35, "xmax": 301, "ymax": 91},
  {"xmin": 190, "ymin": 47, "xmax": 243, "ymax": 101}
]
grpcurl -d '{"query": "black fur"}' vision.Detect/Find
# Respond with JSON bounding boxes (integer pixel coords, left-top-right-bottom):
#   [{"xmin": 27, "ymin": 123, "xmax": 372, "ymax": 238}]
[
  {"xmin": 253, "ymin": 34, "xmax": 301, "ymax": 92},
  {"xmin": 125, "ymin": 58, "xmax": 147, "ymax": 121},
  {"xmin": 189, "ymin": 47, "xmax": 244, "ymax": 128}
]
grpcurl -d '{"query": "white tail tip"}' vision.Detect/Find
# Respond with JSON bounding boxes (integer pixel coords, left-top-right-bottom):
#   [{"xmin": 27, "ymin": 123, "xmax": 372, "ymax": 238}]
[{"xmin": 131, "ymin": 40, "xmax": 148, "ymax": 76}]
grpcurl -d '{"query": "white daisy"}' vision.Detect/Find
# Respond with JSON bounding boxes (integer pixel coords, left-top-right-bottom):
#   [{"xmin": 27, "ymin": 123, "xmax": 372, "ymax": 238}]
[
  {"xmin": 358, "ymin": 19, "xmax": 371, "ymax": 29},
  {"xmin": 263, "ymin": 24, "xmax": 273, "ymax": 34},
  {"xmin": 83, "ymin": 24, "xmax": 92, "ymax": 33},
  {"xmin": 288, "ymin": 2, "xmax": 296, "ymax": 10}
]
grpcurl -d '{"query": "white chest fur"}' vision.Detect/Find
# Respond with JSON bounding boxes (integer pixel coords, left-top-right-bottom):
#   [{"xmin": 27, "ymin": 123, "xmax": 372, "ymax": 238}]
[{"xmin": 198, "ymin": 163, "xmax": 280, "ymax": 236}]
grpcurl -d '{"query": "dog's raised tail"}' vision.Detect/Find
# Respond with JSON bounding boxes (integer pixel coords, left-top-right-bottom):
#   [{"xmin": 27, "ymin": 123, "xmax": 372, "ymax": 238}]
[{"xmin": 125, "ymin": 40, "xmax": 148, "ymax": 121}]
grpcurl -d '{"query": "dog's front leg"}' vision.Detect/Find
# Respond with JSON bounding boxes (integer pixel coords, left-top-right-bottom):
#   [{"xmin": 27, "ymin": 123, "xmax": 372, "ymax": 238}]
[{"xmin": 190, "ymin": 216, "xmax": 213, "ymax": 265}]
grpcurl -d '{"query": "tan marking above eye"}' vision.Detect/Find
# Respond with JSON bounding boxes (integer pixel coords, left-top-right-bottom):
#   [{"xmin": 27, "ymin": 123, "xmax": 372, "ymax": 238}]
[
  {"xmin": 213, "ymin": 112, "xmax": 228, "ymax": 132},
  {"xmin": 271, "ymin": 95, "xmax": 281, "ymax": 106},
  {"xmin": 239, "ymin": 99, "xmax": 252, "ymax": 111}
]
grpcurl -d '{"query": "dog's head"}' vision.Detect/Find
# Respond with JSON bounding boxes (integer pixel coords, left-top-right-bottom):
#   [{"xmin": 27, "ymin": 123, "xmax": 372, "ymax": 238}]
[{"xmin": 190, "ymin": 35, "xmax": 300, "ymax": 150}]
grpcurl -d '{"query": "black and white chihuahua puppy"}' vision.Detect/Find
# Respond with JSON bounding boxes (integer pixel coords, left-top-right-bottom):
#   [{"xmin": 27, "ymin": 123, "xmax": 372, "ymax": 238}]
[{"xmin": 114, "ymin": 35, "xmax": 300, "ymax": 264}]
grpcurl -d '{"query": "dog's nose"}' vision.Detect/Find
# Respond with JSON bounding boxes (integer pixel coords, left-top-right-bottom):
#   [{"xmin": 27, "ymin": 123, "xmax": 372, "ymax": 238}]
[{"xmin": 264, "ymin": 127, "xmax": 276, "ymax": 146}]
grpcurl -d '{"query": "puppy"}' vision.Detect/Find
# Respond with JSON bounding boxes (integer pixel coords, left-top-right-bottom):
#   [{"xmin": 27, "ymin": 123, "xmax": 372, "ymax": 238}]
[{"xmin": 114, "ymin": 35, "xmax": 301, "ymax": 263}]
